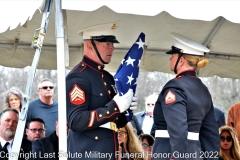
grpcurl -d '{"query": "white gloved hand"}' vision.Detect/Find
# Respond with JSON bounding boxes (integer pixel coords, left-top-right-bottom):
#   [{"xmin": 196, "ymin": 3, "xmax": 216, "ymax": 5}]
[
  {"xmin": 113, "ymin": 89, "xmax": 133, "ymax": 112},
  {"xmin": 129, "ymin": 95, "xmax": 138, "ymax": 110}
]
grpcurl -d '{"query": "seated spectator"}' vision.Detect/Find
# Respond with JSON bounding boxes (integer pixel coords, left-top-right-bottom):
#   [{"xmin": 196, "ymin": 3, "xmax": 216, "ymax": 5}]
[
  {"xmin": 32, "ymin": 120, "xmax": 64, "ymax": 160},
  {"xmin": 117, "ymin": 123, "xmax": 144, "ymax": 160},
  {"xmin": 139, "ymin": 134, "xmax": 155, "ymax": 160},
  {"xmin": 4, "ymin": 87, "xmax": 23, "ymax": 112},
  {"xmin": 26, "ymin": 117, "xmax": 46, "ymax": 141},
  {"xmin": 219, "ymin": 125, "xmax": 240, "ymax": 160}
]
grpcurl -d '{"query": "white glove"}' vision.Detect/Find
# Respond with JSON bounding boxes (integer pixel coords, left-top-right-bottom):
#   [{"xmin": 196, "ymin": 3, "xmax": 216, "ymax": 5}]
[
  {"xmin": 130, "ymin": 95, "xmax": 138, "ymax": 110},
  {"xmin": 113, "ymin": 89, "xmax": 133, "ymax": 112}
]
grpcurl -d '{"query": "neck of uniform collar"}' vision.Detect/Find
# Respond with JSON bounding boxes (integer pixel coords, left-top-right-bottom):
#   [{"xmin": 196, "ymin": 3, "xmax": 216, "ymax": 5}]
[
  {"xmin": 83, "ymin": 55, "xmax": 105, "ymax": 71},
  {"xmin": 176, "ymin": 70, "xmax": 196, "ymax": 78}
]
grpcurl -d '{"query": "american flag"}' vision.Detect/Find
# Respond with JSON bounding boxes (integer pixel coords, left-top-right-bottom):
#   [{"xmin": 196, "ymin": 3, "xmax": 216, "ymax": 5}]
[{"xmin": 114, "ymin": 32, "xmax": 145, "ymax": 121}]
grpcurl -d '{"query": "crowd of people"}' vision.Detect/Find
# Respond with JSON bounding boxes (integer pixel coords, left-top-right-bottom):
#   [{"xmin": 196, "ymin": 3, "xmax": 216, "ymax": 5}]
[{"xmin": 0, "ymin": 22, "xmax": 240, "ymax": 160}]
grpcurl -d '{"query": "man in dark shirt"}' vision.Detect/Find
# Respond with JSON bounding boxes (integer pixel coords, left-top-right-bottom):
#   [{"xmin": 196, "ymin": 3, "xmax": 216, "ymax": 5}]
[
  {"xmin": 26, "ymin": 117, "xmax": 46, "ymax": 142},
  {"xmin": 26, "ymin": 78, "xmax": 58, "ymax": 136},
  {"xmin": 32, "ymin": 120, "xmax": 67, "ymax": 160}
]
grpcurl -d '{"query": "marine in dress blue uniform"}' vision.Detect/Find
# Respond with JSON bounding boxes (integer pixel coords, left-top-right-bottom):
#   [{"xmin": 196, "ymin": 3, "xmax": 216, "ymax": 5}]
[
  {"xmin": 66, "ymin": 23, "xmax": 134, "ymax": 160},
  {"xmin": 153, "ymin": 33, "xmax": 220, "ymax": 160}
]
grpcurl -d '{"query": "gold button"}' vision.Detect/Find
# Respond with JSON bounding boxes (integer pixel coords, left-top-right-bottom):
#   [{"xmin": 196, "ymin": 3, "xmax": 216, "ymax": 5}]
[
  {"xmin": 104, "ymin": 82, "xmax": 107, "ymax": 86},
  {"xmin": 106, "ymin": 111, "xmax": 110, "ymax": 114},
  {"xmin": 82, "ymin": 64, "xmax": 84, "ymax": 66},
  {"xmin": 100, "ymin": 93, "xmax": 103, "ymax": 96},
  {"xmin": 95, "ymin": 136, "xmax": 98, "ymax": 140},
  {"xmin": 99, "ymin": 114, "xmax": 102, "ymax": 117},
  {"xmin": 114, "ymin": 108, "xmax": 117, "ymax": 111},
  {"xmin": 108, "ymin": 90, "xmax": 111, "ymax": 94},
  {"xmin": 98, "ymin": 66, "xmax": 101, "ymax": 70}
]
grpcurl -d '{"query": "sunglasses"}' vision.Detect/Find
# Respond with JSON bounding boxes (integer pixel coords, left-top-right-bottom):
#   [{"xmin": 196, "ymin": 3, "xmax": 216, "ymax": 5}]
[
  {"xmin": 29, "ymin": 128, "xmax": 46, "ymax": 133},
  {"xmin": 147, "ymin": 103, "xmax": 155, "ymax": 106},
  {"xmin": 220, "ymin": 136, "xmax": 232, "ymax": 142},
  {"xmin": 40, "ymin": 86, "xmax": 54, "ymax": 90}
]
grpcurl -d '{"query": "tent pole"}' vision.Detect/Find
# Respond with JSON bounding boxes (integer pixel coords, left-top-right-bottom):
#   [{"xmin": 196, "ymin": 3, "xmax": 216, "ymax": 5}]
[
  {"xmin": 203, "ymin": 17, "xmax": 225, "ymax": 47},
  {"xmin": 55, "ymin": 0, "xmax": 67, "ymax": 159},
  {"xmin": 9, "ymin": 0, "xmax": 53, "ymax": 160}
]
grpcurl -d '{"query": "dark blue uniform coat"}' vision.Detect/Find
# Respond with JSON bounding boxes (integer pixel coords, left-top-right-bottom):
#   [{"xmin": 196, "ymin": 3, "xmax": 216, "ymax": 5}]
[
  {"xmin": 151, "ymin": 107, "xmax": 225, "ymax": 137},
  {"xmin": 32, "ymin": 131, "xmax": 58, "ymax": 160},
  {"xmin": 153, "ymin": 70, "xmax": 220, "ymax": 160},
  {"xmin": 66, "ymin": 56, "xmax": 127, "ymax": 160}
]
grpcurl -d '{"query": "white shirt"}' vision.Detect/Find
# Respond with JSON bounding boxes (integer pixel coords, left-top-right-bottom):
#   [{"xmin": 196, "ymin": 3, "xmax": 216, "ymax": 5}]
[
  {"xmin": 0, "ymin": 136, "xmax": 13, "ymax": 152},
  {"xmin": 142, "ymin": 114, "xmax": 153, "ymax": 134}
]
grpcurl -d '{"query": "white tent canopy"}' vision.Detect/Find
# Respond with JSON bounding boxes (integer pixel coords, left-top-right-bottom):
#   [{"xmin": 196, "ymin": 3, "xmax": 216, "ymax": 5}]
[
  {"xmin": 0, "ymin": 0, "xmax": 240, "ymax": 79},
  {"xmin": 1, "ymin": 1, "xmax": 240, "ymax": 159}
]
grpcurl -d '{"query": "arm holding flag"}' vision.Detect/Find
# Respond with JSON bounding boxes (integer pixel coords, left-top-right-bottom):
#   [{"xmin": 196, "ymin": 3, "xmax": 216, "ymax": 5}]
[
  {"xmin": 113, "ymin": 89, "xmax": 134, "ymax": 112},
  {"xmin": 66, "ymin": 71, "xmax": 132, "ymax": 131}
]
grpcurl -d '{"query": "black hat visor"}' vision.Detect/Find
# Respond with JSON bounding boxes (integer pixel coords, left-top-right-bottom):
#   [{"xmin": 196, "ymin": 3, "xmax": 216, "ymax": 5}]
[
  {"xmin": 91, "ymin": 35, "xmax": 119, "ymax": 43},
  {"xmin": 166, "ymin": 46, "xmax": 183, "ymax": 54}
]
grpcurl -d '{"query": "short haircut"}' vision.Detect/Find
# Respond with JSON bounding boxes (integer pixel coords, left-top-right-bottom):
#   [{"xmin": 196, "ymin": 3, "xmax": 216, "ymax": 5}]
[
  {"xmin": 0, "ymin": 108, "xmax": 19, "ymax": 120},
  {"xmin": 26, "ymin": 117, "xmax": 45, "ymax": 128},
  {"xmin": 37, "ymin": 78, "xmax": 53, "ymax": 89},
  {"xmin": 145, "ymin": 93, "xmax": 159, "ymax": 104},
  {"xmin": 139, "ymin": 134, "xmax": 155, "ymax": 146}
]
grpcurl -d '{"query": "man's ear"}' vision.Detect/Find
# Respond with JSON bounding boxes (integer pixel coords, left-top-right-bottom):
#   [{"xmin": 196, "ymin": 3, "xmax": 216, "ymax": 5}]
[
  {"xmin": 26, "ymin": 129, "xmax": 29, "ymax": 135},
  {"xmin": 86, "ymin": 41, "xmax": 93, "ymax": 50}
]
